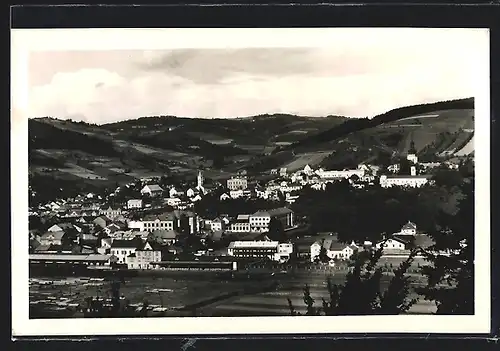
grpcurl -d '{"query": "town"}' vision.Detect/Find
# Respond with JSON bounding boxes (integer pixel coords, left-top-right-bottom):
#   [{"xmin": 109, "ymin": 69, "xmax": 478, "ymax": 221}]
[{"xmin": 29, "ymin": 147, "xmax": 468, "ymax": 274}]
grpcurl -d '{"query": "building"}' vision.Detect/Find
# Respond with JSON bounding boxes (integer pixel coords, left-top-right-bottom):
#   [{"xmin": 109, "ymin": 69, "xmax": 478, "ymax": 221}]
[
  {"xmin": 315, "ymin": 165, "xmax": 366, "ymax": 180},
  {"xmin": 141, "ymin": 184, "xmax": 164, "ymax": 196},
  {"xmin": 47, "ymin": 223, "xmax": 77, "ymax": 233},
  {"xmin": 131, "ymin": 211, "xmax": 199, "ymax": 234},
  {"xmin": 407, "ymin": 153, "xmax": 419, "ymax": 164},
  {"xmin": 136, "ymin": 212, "xmax": 177, "ymax": 232},
  {"xmin": 39, "ymin": 230, "xmax": 67, "ymax": 246},
  {"xmin": 127, "ymin": 199, "xmax": 143, "ymax": 209},
  {"xmin": 99, "ymin": 205, "xmax": 122, "ymax": 219},
  {"xmin": 227, "ymin": 241, "xmax": 293, "ymax": 262},
  {"xmin": 228, "ymin": 215, "xmax": 252, "ymax": 233},
  {"xmin": 375, "ymin": 237, "xmax": 407, "ymax": 251},
  {"xmin": 196, "ymin": 170, "xmax": 205, "ymax": 193},
  {"xmin": 379, "ymin": 174, "xmax": 430, "ymax": 188},
  {"xmin": 310, "ymin": 237, "xmax": 358, "ymax": 262},
  {"xmin": 249, "ymin": 207, "xmax": 294, "ymax": 232},
  {"xmin": 148, "ymin": 229, "xmax": 179, "ymax": 245},
  {"xmin": 227, "ymin": 176, "xmax": 248, "ymax": 191},
  {"xmin": 399, "ymin": 221, "xmax": 417, "ymax": 235},
  {"xmin": 210, "ymin": 218, "xmax": 225, "ymax": 232},
  {"xmin": 110, "ymin": 239, "xmax": 141, "ymax": 264},
  {"xmin": 126, "ymin": 241, "xmax": 163, "ymax": 269}
]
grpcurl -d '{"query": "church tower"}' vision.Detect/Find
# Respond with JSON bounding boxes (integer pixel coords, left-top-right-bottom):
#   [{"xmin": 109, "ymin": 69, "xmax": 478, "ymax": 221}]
[{"xmin": 197, "ymin": 170, "xmax": 204, "ymax": 190}]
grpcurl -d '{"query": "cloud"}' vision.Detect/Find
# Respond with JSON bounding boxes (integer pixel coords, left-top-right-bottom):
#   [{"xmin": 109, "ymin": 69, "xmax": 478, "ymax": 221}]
[{"xmin": 27, "ymin": 29, "xmax": 486, "ymax": 124}]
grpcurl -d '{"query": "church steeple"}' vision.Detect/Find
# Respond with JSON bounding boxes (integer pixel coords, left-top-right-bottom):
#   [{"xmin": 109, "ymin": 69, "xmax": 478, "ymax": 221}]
[{"xmin": 197, "ymin": 170, "xmax": 204, "ymax": 189}]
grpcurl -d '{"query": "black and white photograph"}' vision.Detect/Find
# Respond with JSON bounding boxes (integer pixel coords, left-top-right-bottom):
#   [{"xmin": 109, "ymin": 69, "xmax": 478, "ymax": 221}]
[{"xmin": 11, "ymin": 28, "xmax": 490, "ymax": 336}]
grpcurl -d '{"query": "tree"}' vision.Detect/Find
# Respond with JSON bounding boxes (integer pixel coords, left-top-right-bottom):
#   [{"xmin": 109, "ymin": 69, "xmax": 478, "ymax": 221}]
[
  {"xmin": 416, "ymin": 178, "xmax": 474, "ymax": 314},
  {"xmin": 289, "ymin": 247, "xmax": 418, "ymax": 315}
]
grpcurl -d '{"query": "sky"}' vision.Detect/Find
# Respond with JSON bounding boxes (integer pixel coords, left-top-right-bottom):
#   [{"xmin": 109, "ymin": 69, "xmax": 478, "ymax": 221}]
[{"xmin": 27, "ymin": 29, "xmax": 488, "ymax": 124}]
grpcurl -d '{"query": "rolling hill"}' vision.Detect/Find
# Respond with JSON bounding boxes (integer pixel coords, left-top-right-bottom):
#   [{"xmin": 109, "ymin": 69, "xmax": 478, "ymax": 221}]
[{"xmin": 28, "ymin": 98, "xmax": 474, "ymax": 193}]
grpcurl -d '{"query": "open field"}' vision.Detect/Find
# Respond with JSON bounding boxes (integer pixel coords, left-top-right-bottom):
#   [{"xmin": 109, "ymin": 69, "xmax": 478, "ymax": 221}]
[
  {"xmin": 59, "ymin": 164, "xmax": 107, "ymax": 180},
  {"xmin": 283, "ymin": 151, "xmax": 332, "ymax": 171}
]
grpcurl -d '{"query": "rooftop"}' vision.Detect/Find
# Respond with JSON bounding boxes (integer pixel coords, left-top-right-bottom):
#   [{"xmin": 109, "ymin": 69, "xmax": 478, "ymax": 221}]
[{"xmin": 228, "ymin": 240, "xmax": 279, "ymax": 249}]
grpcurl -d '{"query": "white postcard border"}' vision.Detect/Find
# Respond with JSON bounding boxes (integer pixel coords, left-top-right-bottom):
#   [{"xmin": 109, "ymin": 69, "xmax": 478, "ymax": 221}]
[{"xmin": 11, "ymin": 28, "xmax": 491, "ymax": 336}]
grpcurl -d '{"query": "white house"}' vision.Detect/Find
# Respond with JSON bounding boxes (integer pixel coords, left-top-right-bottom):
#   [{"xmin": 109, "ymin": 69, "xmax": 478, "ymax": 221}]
[
  {"xmin": 126, "ymin": 241, "xmax": 163, "ymax": 270},
  {"xmin": 100, "ymin": 205, "xmax": 123, "ymax": 219},
  {"xmin": 379, "ymin": 174, "xmax": 430, "ymax": 188},
  {"xmin": 274, "ymin": 243, "xmax": 294, "ymax": 263},
  {"xmin": 220, "ymin": 193, "xmax": 231, "ymax": 201},
  {"xmin": 110, "ymin": 239, "xmax": 141, "ymax": 264},
  {"xmin": 375, "ymin": 237, "xmax": 407, "ymax": 251},
  {"xmin": 186, "ymin": 188, "xmax": 196, "ymax": 198},
  {"xmin": 310, "ymin": 237, "xmax": 358, "ymax": 262},
  {"xmin": 407, "ymin": 153, "xmax": 419, "ymax": 164},
  {"xmin": 228, "ymin": 241, "xmax": 292, "ymax": 262},
  {"xmin": 210, "ymin": 218, "xmax": 224, "ymax": 232},
  {"xmin": 127, "ymin": 199, "xmax": 143, "ymax": 209},
  {"xmin": 303, "ymin": 164, "xmax": 314, "ymax": 176},
  {"xmin": 141, "ymin": 184, "xmax": 164, "ymax": 196},
  {"xmin": 191, "ymin": 194, "xmax": 203, "ymax": 202},
  {"xmin": 249, "ymin": 207, "xmax": 294, "ymax": 232},
  {"xmin": 165, "ymin": 197, "xmax": 182, "ymax": 207},
  {"xmin": 227, "ymin": 176, "xmax": 248, "ymax": 191},
  {"xmin": 399, "ymin": 221, "xmax": 417, "ymax": 235}
]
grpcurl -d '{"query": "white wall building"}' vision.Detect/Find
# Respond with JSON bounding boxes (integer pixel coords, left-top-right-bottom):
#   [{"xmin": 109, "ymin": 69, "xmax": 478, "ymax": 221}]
[
  {"xmin": 379, "ymin": 174, "xmax": 430, "ymax": 188},
  {"xmin": 228, "ymin": 240, "xmax": 293, "ymax": 262},
  {"xmin": 127, "ymin": 199, "xmax": 143, "ymax": 209},
  {"xmin": 227, "ymin": 177, "xmax": 248, "ymax": 191},
  {"xmin": 110, "ymin": 240, "xmax": 139, "ymax": 264},
  {"xmin": 310, "ymin": 237, "xmax": 358, "ymax": 262},
  {"xmin": 375, "ymin": 238, "xmax": 407, "ymax": 251},
  {"xmin": 141, "ymin": 184, "xmax": 163, "ymax": 196}
]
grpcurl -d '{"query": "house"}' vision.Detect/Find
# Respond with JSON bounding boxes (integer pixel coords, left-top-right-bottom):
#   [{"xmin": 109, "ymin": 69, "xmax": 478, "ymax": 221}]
[
  {"xmin": 127, "ymin": 199, "xmax": 143, "ymax": 209},
  {"xmin": 375, "ymin": 237, "xmax": 407, "ymax": 251},
  {"xmin": 228, "ymin": 215, "xmax": 252, "ymax": 233},
  {"xmin": 303, "ymin": 164, "xmax": 313, "ymax": 176},
  {"xmin": 227, "ymin": 176, "xmax": 248, "ymax": 191},
  {"xmin": 249, "ymin": 207, "xmax": 294, "ymax": 232},
  {"xmin": 110, "ymin": 239, "xmax": 142, "ymax": 264},
  {"xmin": 399, "ymin": 221, "xmax": 417, "ymax": 235},
  {"xmin": 379, "ymin": 174, "xmax": 430, "ymax": 188},
  {"xmin": 141, "ymin": 184, "xmax": 164, "ymax": 197},
  {"xmin": 138, "ymin": 212, "xmax": 177, "ymax": 232},
  {"xmin": 165, "ymin": 197, "xmax": 182, "ymax": 207},
  {"xmin": 148, "ymin": 229, "xmax": 179, "ymax": 245},
  {"xmin": 104, "ymin": 223, "xmax": 121, "ymax": 236},
  {"xmin": 220, "ymin": 193, "xmax": 231, "ymax": 201},
  {"xmin": 310, "ymin": 236, "xmax": 358, "ymax": 262},
  {"xmin": 210, "ymin": 218, "xmax": 225, "ymax": 232},
  {"xmin": 169, "ymin": 187, "xmax": 179, "ymax": 198},
  {"xmin": 39, "ymin": 230, "xmax": 67, "ymax": 246},
  {"xmin": 100, "ymin": 205, "xmax": 123, "ymax": 219},
  {"xmin": 93, "ymin": 216, "xmax": 111, "ymax": 229},
  {"xmin": 227, "ymin": 240, "xmax": 291, "ymax": 262},
  {"xmin": 47, "ymin": 223, "xmax": 76, "ymax": 233},
  {"xmin": 407, "ymin": 153, "xmax": 419, "ymax": 164},
  {"xmin": 191, "ymin": 194, "xmax": 203, "ymax": 202},
  {"xmin": 126, "ymin": 241, "xmax": 163, "ymax": 269}
]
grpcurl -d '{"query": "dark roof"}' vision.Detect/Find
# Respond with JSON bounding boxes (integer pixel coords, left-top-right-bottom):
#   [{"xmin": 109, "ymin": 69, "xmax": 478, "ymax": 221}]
[
  {"xmin": 401, "ymin": 221, "xmax": 417, "ymax": 230},
  {"xmin": 40, "ymin": 230, "xmax": 66, "ymax": 240},
  {"xmin": 136, "ymin": 241, "xmax": 162, "ymax": 251},
  {"xmin": 253, "ymin": 207, "xmax": 293, "ymax": 217},
  {"xmin": 150, "ymin": 229, "xmax": 179, "ymax": 240},
  {"xmin": 143, "ymin": 212, "xmax": 177, "ymax": 221},
  {"xmin": 110, "ymin": 239, "xmax": 142, "ymax": 249}
]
